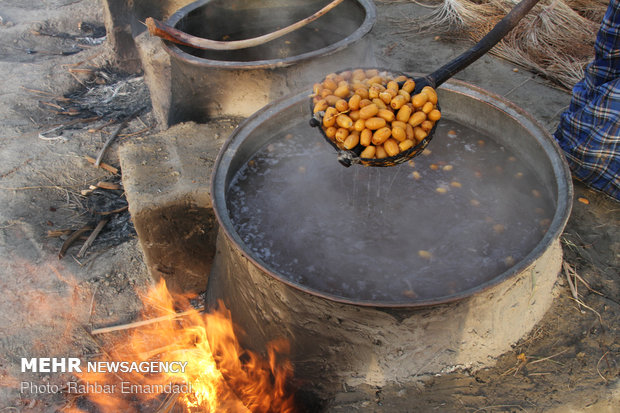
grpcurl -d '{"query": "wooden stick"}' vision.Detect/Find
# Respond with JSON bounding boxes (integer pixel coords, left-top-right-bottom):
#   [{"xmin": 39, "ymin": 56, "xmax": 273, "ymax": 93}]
[
  {"xmin": 21, "ymin": 86, "xmax": 56, "ymax": 97},
  {"xmin": 572, "ymin": 271, "xmax": 606, "ymax": 298},
  {"xmin": 87, "ymin": 283, "xmax": 100, "ymax": 325},
  {"xmin": 38, "ymin": 116, "xmax": 100, "ymax": 141},
  {"xmin": 47, "ymin": 229, "xmax": 74, "ymax": 238},
  {"xmin": 146, "ymin": 0, "xmax": 345, "ymax": 51},
  {"xmin": 81, "ymin": 185, "xmax": 98, "ymax": 196},
  {"xmin": 563, "ymin": 262, "xmax": 580, "ymax": 304},
  {"xmin": 85, "ymin": 155, "xmax": 118, "ymax": 175},
  {"xmin": 527, "ymin": 349, "xmax": 567, "ymax": 365},
  {"xmin": 67, "ymin": 68, "xmax": 95, "ymax": 74},
  {"xmin": 58, "ymin": 224, "xmax": 93, "ymax": 259},
  {"xmin": 62, "ymin": 50, "xmax": 104, "ymax": 68},
  {"xmin": 95, "ymin": 205, "xmax": 128, "ymax": 216},
  {"xmin": 96, "ymin": 181, "xmax": 121, "ymax": 190},
  {"xmin": 21, "ymin": 87, "xmax": 72, "ymax": 102},
  {"xmin": 596, "ymin": 351, "xmax": 610, "ymax": 383},
  {"xmin": 88, "ymin": 118, "xmax": 116, "ymax": 133},
  {"xmin": 94, "ymin": 108, "xmax": 143, "ymax": 167},
  {"xmin": 68, "ymin": 70, "xmax": 87, "ymax": 87},
  {"xmin": 91, "ymin": 306, "xmax": 204, "ymax": 335},
  {"xmin": 567, "ymin": 296, "xmax": 603, "ymax": 325},
  {"xmin": 77, "ymin": 219, "xmax": 108, "ymax": 258},
  {"xmin": 39, "ymin": 100, "xmax": 64, "ymax": 110},
  {"xmin": 119, "ymin": 125, "xmax": 152, "ymax": 139},
  {"xmin": 79, "ymin": 325, "xmax": 127, "ymax": 384},
  {"xmin": 157, "ymin": 392, "xmax": 180, "ymax": 413}
]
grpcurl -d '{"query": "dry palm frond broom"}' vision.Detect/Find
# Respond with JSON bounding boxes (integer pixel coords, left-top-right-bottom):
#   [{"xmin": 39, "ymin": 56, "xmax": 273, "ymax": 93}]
[{"xmin": 400, "ymin": 0, "xmax": 606, "ymax": 89}]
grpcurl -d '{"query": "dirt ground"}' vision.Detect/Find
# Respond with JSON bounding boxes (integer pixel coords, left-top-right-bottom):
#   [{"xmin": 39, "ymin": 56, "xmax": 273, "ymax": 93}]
[{"xmin": 0, "ymin": 0, "xmax": 618, "ymax": 412}]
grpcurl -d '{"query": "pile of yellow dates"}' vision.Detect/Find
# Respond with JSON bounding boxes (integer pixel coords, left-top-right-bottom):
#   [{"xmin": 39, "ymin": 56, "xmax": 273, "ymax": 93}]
[{"xmin": 312, "ymin": 69, "xmax": 441, "ymax": 159}]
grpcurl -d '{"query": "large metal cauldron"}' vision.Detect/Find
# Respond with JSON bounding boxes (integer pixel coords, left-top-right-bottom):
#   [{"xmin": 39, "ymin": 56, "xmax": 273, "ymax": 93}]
[
  {"xmin": 139, "ymin": 0, "xmax": 376, "ymax": 126},
  {"xmin": 207, "ymin": 80, "xmax": 573, "ymax": 402}
]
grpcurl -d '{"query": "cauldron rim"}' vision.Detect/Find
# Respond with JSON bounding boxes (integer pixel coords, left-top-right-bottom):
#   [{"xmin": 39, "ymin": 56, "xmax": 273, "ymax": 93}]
[
  {"xmin": 210, "ymin": 79, "xmax": 573, "ymax": 308},
  {"xmin": 162, "ymin": 0, "xmax": 377, "ymax": 70}
]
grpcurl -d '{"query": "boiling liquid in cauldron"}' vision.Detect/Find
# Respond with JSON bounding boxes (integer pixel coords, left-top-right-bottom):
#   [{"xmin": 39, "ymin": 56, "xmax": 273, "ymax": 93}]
[{"xmin": 227, "ymin": 119, "xmax": 554, "ymax": 303}]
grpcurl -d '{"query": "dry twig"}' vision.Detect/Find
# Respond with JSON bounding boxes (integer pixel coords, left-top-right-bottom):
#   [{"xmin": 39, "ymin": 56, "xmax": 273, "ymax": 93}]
[
  {"xmin": 473, "ymin": 405, "xmax": 526, "ymax": 412},
  {"xmin": 67, "ymin": 68, "xmax": 95, "ymax": 75},
  {"xmin": 95, "ymin": 181, "xmax": 121, "ymax": 190},
  {"xmin": 527, "ymin": 348, "xmax": 568, "ymax": 365},
  {"xmin": 62, "ymin": 50, "xmax": 104, "ymax": 68},
  {"xmin": 38, "ymin": 116, "xmax": 99, "ymax": 141},
  {"xmin": 94, "ymin": 108, "xmax": 143, "ymax": 167},
  {"xmin": 39, "ymin": 100, "xmax": 64, "ymax": 110},
  {"xmin": 88, "ymin": 118, "xmax": 116, "ymax": 133},
  {"xmin": 94, "ymin": 205, "xmax": 128, "ymax": 216},
  {"xmin": 119, "ymin": 125, "xmax": 152, "ymax": 139},
  {"xmin": 88, "ymin": 283, "xmax": 100, "ymax": 324},
  {"xmin": 79, "ymin": 326, "xmax": 127, "ymax": 384},
  {"xmin": 76, "ymin": 219, "xmax": 108, "ymax": 258},
  {"xmin": 501, "ymin": 349, "xmax": 567, "ymax": 377},
  {"xmin": 80, "ymin": 185, "xmax": 98, "ymax": 196},
  {"xmin": 58, "ymin": 224, "xmax": 93, "ymax": 259},
  {"xmin": 596, "ymin": 351, "xmax": 610, "ymax": 383},
  {"xmin": 156, "ymin": 393, "xmax": 180, "ymax": 413},
  {"xmin": 91, "ymin": 306, "xmax": 204, "ymax": 335},
  {"xmin": 563, "ymin": 262, "xmax": 604, "ymax": 324},
  {"xmin": 84, "ymin": 155, "xmax": 118, "ymax": 175},
  {"xmin": 563, "ymin": 261, "xmax": 581, "ymax": 306},
  {"xmin": 21, "ymin": 86, "xmax": 72, "ymax": 102},
  {"xmin": 47, "ymin": 229, "xmax": 74, "ymax": 237},
  {"xmin": 568, "ymin": 296, "xmax": 603, "ymax": 324},
  {"xmin": 572, "ymin": 270, "xmax": 606, "ymax": 298}
]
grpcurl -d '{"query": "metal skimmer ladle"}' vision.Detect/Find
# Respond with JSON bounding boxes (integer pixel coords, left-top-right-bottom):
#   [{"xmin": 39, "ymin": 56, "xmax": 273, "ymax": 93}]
[{"xmin": 309, "ymin": 0, "xmax": 541, "ymax": 167}]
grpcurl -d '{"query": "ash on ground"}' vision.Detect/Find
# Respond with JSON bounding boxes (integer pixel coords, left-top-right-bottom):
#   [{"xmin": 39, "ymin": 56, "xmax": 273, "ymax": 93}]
[
  {"xmin": 67, "ymin": 71, "xmax": 150, "ymax": 119},
  {"xmin": 83, "ymin": 182, "xmax": 135, "ymax": 250}
]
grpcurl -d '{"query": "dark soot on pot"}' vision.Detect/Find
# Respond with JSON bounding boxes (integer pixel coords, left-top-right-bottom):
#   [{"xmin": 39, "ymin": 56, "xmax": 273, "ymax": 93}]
[{"xmin": 226, "ymin": 119, "xmax": 554, "ymax": 303}]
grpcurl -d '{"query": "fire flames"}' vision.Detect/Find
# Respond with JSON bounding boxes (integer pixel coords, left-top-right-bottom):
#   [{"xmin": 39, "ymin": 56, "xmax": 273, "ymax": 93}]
[{"xmin": 73, "ymin": 281, "xmax": 295, "ymax": 413}]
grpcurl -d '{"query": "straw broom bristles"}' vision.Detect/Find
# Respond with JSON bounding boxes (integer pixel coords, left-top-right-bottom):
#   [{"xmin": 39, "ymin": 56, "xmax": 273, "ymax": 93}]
[
  {"xmin": 400, "ymin": 0, "xmax": 606, "ymax": 90},
  {"xmin": 410, "ymin": 0, "xmax": 505, "ymax": 33},
  {"xmin": 494, "ymin": 0, "xmax": 599, "ymax": 88},
  {"xmin": 565, "ymin": 0, "xmax": 609, "ymax": 22}
]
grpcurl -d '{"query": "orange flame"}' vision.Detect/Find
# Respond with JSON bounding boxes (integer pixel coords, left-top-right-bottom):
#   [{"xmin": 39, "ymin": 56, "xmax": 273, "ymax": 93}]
[{"xmin": 73, "ymin": 281, "xmax": 295, "ymax": 413}]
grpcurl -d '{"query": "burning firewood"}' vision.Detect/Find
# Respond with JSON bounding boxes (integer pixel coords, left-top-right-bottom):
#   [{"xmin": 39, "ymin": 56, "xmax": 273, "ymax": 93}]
[{"xmin": 79, "ymin": 282, "xmax": 296, "ymax": 412}]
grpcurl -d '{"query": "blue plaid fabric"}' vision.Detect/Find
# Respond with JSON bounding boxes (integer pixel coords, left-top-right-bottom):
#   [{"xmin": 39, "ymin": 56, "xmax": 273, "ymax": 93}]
[{"xmin": 553, "ymin": 0, "xmax": 620, "ymax": 200}]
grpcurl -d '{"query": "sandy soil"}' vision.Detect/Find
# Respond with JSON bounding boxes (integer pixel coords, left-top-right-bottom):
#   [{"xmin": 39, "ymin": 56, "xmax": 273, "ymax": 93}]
[{"xmin": 0, "ymin": 0, "xmax": 618, "ymax": 412}]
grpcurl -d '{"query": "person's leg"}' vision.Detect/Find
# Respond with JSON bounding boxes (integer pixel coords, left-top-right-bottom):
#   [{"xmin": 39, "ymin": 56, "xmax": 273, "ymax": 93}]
[{"xmin": 553, "ymin": 0, "xmax": 619, "ymax": 200}]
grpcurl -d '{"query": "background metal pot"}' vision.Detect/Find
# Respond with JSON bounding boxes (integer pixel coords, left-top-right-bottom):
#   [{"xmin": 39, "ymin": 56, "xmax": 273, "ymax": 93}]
[
  {"xmin": 136, "ymin": 0, "xmax": 376, "ymax": 127},
  {"xmin": 208, "ymin": 80, "xmax": 573, "ymax": 402}
]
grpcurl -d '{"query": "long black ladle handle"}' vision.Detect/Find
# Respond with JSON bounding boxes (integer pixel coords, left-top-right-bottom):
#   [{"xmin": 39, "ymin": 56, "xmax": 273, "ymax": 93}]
[
  {"xmin": 313, "ymin": 0, "xmax": 542, "ymax": 167},
  {"xmin": 415, "ymin": 0, "xmax": 541, "ymax": 91}
]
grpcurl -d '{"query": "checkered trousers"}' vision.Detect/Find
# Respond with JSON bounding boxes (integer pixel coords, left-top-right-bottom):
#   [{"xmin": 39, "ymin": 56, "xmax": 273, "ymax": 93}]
[{"xmin": 553, "ymin": 0, "xmax": 620, "ymax": 200}]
